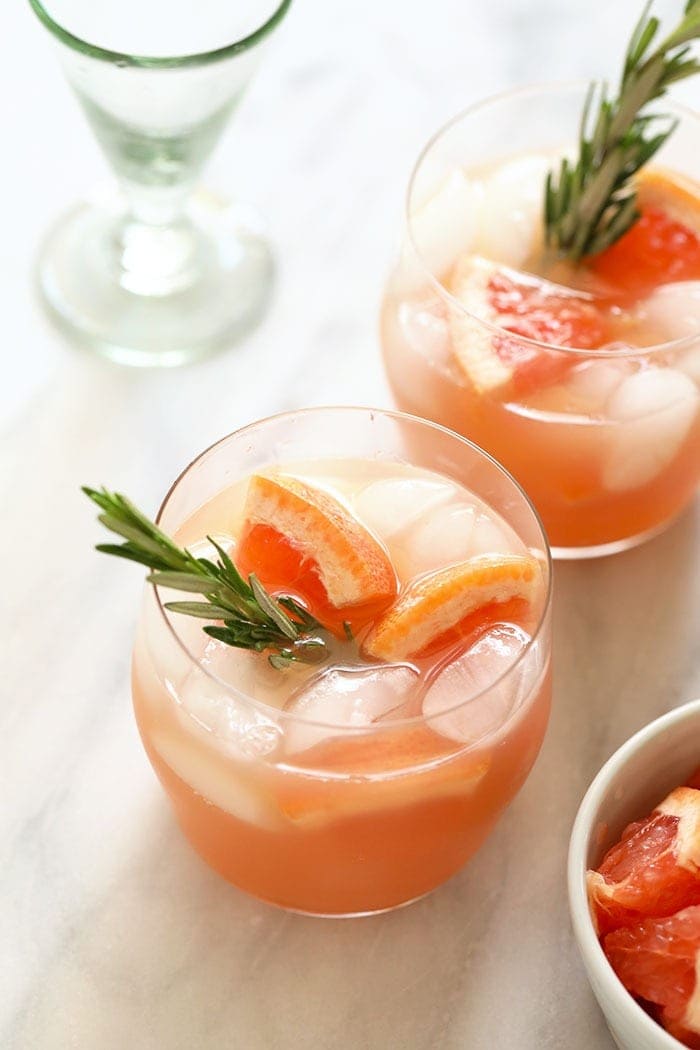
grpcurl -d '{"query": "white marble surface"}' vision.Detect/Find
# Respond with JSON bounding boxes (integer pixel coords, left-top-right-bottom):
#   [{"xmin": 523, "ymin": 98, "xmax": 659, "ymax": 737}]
[{"xmin": 3, "ymin": 1, "xmax": 700, "ymax": 1047}]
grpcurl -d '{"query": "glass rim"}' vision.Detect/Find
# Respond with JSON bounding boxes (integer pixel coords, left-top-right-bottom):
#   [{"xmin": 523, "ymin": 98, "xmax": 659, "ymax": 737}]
[
  {"xmin": 151, "ymin": 405, "xmax": 553, "ymax": 734},
  {"xmin": 27, "ymin": 0, "xmax": 292, "ymax": 69},
  {"xmin": 405, "ymin": 78, "xmax": 700, "ymax": 358}
]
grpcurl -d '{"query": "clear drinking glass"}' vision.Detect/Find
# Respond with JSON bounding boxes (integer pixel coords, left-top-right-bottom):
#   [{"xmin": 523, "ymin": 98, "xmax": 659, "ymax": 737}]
[
  {"xmin": 381, "ymin": 83, "xmax": 700, "ymax": 558},
  {"xmin": 131, "ymin": 407, "xmax": 552, "ymax": 916},
  {"xmin": 28, "ymin": 0, "xmax": 292, "ymax": 366}
]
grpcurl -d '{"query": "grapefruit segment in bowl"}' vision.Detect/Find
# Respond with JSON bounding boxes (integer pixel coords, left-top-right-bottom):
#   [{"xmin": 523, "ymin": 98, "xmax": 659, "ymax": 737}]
[
  {"xmin": 447, "ymin": 254, "xmax": 608, "ymax": 396},
  {"xmin": 362, "ymin": 553, "xmax": 542, "ymax": 663},
  {"xmin": 587, "ymin": 787, "xmax": 700, "ymax": 937},
  {"xmin": 602, "ymin": 905, "xmax": 700, "ymax": 1048},
  {"xmin": 237, "ymin": 473, "xmax": 398, "ymax": 636}
]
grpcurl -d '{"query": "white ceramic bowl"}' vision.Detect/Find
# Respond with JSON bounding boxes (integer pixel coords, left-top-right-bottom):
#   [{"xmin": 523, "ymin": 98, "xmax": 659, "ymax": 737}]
[{"xmin": 568, "ymin": 698, "xmax": 700, "ymax": 1050}]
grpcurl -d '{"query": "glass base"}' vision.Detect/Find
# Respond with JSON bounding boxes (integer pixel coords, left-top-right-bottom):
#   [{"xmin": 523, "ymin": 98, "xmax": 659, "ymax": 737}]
[
  {"xmin": 254, "ymin": 888, "xmax": 435, "ymax": 919},
  {"xmin": 551, "ymin": 517, "xmax": 677, "ymax": 560},
  {"xmin": 177, "ymin": 808, "xmax": 450, "ymax": 917},
  {"xmin": 35, "ymin": 189, "xmax": 274, "ymax": 366}
]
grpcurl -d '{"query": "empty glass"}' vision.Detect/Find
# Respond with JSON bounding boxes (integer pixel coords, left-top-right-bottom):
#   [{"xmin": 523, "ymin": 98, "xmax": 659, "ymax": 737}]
[{"xmin": 28, "ymin": 0, "xmax": 292, "ymax": 365}]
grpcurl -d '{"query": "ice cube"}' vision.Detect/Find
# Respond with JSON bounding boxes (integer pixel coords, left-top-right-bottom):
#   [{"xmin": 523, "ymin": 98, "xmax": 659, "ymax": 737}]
[
  {"xmin": 603, "ymin": 367, "xmax": 699, "ymax": 492},
  {"xmin": 151, "ymin": 726, "xmax": 281, "ymax": 829},
  {"xmin": 642, "ymin": 281, "xmax": 700, "ymax": 341},
  {"xmin": 393, "ymin": 501, "xmax": 477, "ymax": 577},
  {"xmin": 468, "ymin": 512, "xmax": 523, "ymax": 557},
  {"xmin": 679, "ymin": 346, "xmax": 700, "ymax": 385},
  {"xmin": 354, "ymin": 475, "xmax": 458, "ymax": 544},
  {"xmin": 565, "ymin": 358, "xmax": 634, "ymax": 413},
  {"xmin": 394, "ymin": 501, "xmax": 523, "ymax": 579},
  {"xmin": 407, "ymin": 169, "xmax": 484, "ymax": 284},
  {"xmin": 395, "ymin": 299, "xmax": 451, "ymax": 365},
  {"xmin": 518, "ymin": 357, "xmax": 635, "ymax": 419},
  {"xmin": 474, "ymin": 155, "xmax": 551, "ymax": 268},
  {"xmin": 179, "ymin": 645, "xmax": 285, "ymax": 758},
  {"xmin": 175, "ymin": 637, "xmax": 330, "ymax": 771},
  {"xmin": 638, "ymin": 283, "xmax": 700, "ymax": 384},
  {"xmin": 154, "ymin": 624, "xmax": 287, "ymax": 830},
  {"xmin": 181, "ymin": 637, "xmax": 318, "ymax": 716},
  {"xmin": 422, "ymin": 625, "xmax": 531, "ymax": 743},
  {"xmin": 283, "ymin": 664, "xmax": 420, "ymax": 754}
]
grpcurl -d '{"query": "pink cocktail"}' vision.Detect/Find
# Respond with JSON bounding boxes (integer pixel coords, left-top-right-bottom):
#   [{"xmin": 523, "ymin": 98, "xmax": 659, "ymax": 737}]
[
  {"xmin": 131, "ymin": 408, "xmax": 552, "ymax": 914},
  {"xmin": 382, "ymin": 85, "xmax": 700, "ymax": 557}
]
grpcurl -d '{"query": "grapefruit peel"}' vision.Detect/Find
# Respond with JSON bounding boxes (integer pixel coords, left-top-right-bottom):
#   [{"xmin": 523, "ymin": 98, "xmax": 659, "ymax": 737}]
[
  {"xmin": 362, "ymin": 553, "xmax": 542, "ymax": 663},
  {"xmin": 447, "ymin": 254, "xmax": 605, "ymax": 395},
  {"xmin": 238, "ymin": 473, "xmax": 398, "ymax": 623}
]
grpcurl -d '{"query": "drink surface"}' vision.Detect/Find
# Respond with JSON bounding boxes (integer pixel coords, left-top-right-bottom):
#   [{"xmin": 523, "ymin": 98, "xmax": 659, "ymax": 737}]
[
  {"xmin": 382, "ymin": 153, "xmax": 700, "ymax": 552},
  {"xmin": 132, "ymin": 457, "xmax": 550, "ymax": 913}
]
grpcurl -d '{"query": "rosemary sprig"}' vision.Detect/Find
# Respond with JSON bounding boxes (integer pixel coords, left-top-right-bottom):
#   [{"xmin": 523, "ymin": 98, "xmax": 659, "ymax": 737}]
[
  {"xmin": 83, "ymin": 486, "xmax": 329, "ymax": 668},
  {"xmin": 545, "ymin": 0, "xmax": 700, "ymax": 260}
]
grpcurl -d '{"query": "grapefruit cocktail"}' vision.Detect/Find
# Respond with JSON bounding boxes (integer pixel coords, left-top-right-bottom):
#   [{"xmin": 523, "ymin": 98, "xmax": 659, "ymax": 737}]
[
  {"xmin": 382, "ymin": 83, "xmax": 700, "ymax": 556},
  {"xmin": 99, "ymin": 408, "xmax": 553, "ymax": 915}
]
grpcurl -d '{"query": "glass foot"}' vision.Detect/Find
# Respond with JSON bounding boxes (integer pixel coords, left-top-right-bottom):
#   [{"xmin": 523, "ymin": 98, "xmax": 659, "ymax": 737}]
[{"xmin": 35, "ymin": 189, "xmax": 274, "ymax": 367}]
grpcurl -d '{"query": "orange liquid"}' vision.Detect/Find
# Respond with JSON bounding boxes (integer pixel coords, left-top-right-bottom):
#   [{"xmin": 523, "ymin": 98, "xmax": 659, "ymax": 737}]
[
  {"xmin": 383, "ymin": 165, "xmax": 700, "ymax": 551},
  {"xmin": 132, "ymin": 641, "xmax": 551, "ymax": 914},
  {"xmin": 131, "ymin": 459, "xmax": 550, "ymax": 914},
  {"xmin": 381, "ymin": 299, "xmax": 700, "ymax": 549}
]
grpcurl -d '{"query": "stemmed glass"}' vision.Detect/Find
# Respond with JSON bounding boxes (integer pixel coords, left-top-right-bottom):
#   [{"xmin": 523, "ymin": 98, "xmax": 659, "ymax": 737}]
[{"xmin": 28, "ymin": 0, "xmax": 292, "ymax": 366}]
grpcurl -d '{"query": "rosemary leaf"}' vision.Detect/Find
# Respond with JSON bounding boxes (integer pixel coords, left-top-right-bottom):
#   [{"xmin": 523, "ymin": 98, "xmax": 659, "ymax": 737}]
[
  {"xmin": 146, "ymin": 572, "xmax": 221, "ymax": 594},
  {"xmin": 544, "ymin": 0, "xmax": 700, "ymax": 260},
  {"xmin": 84, "ymin": 486, "xmax": 330, "ymax": 667},
  {"xmin": 249, "ymin": 574, "xmax": 299, "ymax": 640},
  {"xmin": 164, "ymin": 601, "xmax": 233, "ymax": 620}
]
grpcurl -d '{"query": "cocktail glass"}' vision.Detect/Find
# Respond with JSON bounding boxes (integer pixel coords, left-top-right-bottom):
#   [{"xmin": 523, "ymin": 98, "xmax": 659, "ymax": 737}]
[
  {"xmin": 381, "ymin": 83, "xmax": 700, "ymax": 558},
  {"xmin": 131, "ymin": 407, "xmax": 552, "ymax": 916},
  {"xmin": 27, "ymin": 0, "xmax": 292, "ymax": 366}
]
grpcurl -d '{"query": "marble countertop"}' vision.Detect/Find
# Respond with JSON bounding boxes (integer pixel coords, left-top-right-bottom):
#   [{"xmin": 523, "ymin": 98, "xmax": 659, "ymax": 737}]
[{"xmin": 4, "ymin": 1, "xmax": 700, "ymax": 1047}]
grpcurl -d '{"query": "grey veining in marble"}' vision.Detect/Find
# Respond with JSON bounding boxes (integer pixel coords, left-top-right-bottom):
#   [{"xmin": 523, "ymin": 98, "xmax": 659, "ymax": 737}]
[{"xmin": 3, "ymin": 0, "xmax": 700, "ymax": 1047}]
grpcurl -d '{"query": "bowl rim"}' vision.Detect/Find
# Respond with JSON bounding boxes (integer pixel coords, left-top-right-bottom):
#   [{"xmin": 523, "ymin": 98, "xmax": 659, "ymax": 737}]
[{"xmin": 568, "ymin": 697, "xmax": 700, "ymax": 1049}]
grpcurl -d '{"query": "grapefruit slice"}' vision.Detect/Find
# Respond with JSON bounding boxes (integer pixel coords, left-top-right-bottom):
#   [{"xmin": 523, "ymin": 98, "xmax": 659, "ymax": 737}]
[
  {"xmin": 589, "ymin": 172, "xmax": 700, "ymax": 295},
  {"xmin": 237, "ymin": 474, "xmax": 397, "ymax": 636},
  {"xmin": 362, "ymin": 553, "xmax": 542, "ymax": 663},
  {"xmin": 447, "ymin": 255, "xmax": 607, "ymax": 396},
  {"xmin": 638, "ymin": 169, "xmax": 700, "ymax": 228},
  {"xmin": 588, "ymin": 787, "xmax": 700, "ymax": 937},
  {"xmin": 603, "ymin": 905, "xmax": 700, "ymax": 1047},
  {"xmin": 662, "ymin": 1010, "xmax": 700, "ymax": 1050},
  {"xmin": 276, "ymin": 723, "xmax": 490, "ymax": 827}
]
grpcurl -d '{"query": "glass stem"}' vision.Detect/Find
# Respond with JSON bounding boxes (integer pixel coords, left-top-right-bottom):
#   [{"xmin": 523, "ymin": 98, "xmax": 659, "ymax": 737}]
[
  {"xmin": 116, "ymin": 178, "xmax": 201, "ymax": 296},
  {"xmin": 70, "ymin": 86, "xmax": 238, "ymax": 297}
]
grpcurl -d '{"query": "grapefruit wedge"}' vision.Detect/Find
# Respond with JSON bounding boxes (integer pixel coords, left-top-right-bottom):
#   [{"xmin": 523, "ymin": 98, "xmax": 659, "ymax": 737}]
[
  {"xmin": 362, "ymin": 553, "xmax": 542, "ymax": 663},
  {"xmin": 447, "ymin": 255, "xmax": 607, "ymax": 396},
  {"xmin": 590, "ymin": 171, "xmax": 700, "ymax": 295},
  {"xmin": 603, "ymin": 905, "xmax": 700, "ymax": 1047},
  {"xmin": 277, "ymin": 723, "xmax": 490, "ymax": 828},
  {"xmin": 588, "ymin": 787, "xmax": 700, "ymax": 937},
  {"xmin": 237, "ymin": 473, "xmax": 397, "ymax": 635}
]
